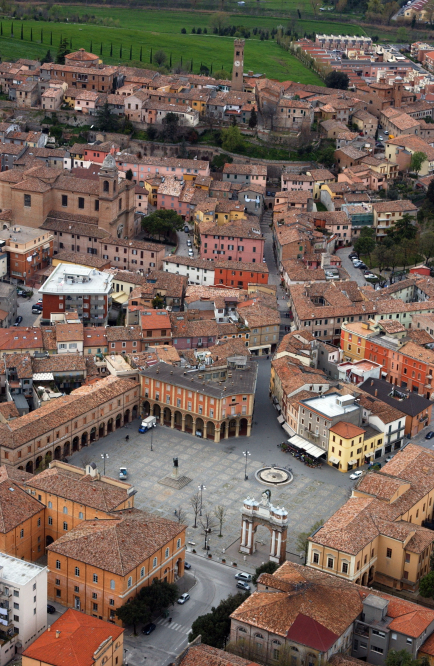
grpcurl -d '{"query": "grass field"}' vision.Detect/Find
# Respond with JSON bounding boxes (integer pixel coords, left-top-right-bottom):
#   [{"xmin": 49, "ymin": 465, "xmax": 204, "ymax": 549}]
[{"xmin": 0, "ymin": 6, "xmax": 368, "ymax": 83}]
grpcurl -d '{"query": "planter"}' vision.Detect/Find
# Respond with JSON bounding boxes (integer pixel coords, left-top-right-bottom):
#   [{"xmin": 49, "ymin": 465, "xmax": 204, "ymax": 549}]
[
  {"xmin": 222, "ymin": 559, "xmax": 226, "ymax": 563},
  {"xmin": 232, "ymin": 562, "xmax": 237, "ymax": 567},
  {"xmin": 208, "ymin": 554, "xmax": 212, "ymax": 559},
  {"xmin": 192, "ymin": 549, "xmax": 196, "ymax": 553}
]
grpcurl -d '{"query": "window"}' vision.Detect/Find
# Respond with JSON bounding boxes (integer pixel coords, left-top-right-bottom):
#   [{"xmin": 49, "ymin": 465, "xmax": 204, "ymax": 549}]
[
  {"xmin": 78, "ymin": 197, "xmax": 84, "ymax": 209},
  {"xmin": 24, "ymin": 194, "xmax": 31, "ymax": 207},
  {"xmin": 140, "ymin": 567, "xmax": 145, "ymax": 578},
  {"xmin": 313, "ymin": 552, "xmax": 319, "ymax": 564},
  {"xmin": 153, "ymin": 557, "xmax": 157, "ymax": 568},
  {"xmin": 63, "ymin": 506, "xmax": 68, "ymax": 514},
  {"xmin": 165, "ymin": 547, "xmax": 169, "ymax": 558},
  {"xmin": 75, "ymin": 567, "xmax": 80, "ymax": 576},
  {"xmin": 48, "ymin": 501, "xmax": 52, "ymax": 508},
  {"xmin": 177, "ymin": 538, "xmax": 181, "ymax": 549},
  {"xmin": 62, "ymin": 195, "xmax": 68, "ymax": 207},
  {"xmin": 327, "ymin": 557, "xmax": 334, "ymax": 569},
  {"xmin": 342, "ymin": 562, "xmax": 349, "ymax": 574},
  {"xmin": 48, "ymin": 516, "xmax": 53, "ymax": 525},
  {"xmin": 371, "ymin": 647, "xmax": 384, "ymax": 654},
  {"xmin": 79, "ymin": 512, "xmax": 84, "ymax": 519},
  {"xmin": 56, "ymin": 560, "xmax": 61, "ymax": 570},
  {"xmin": 386, "ymin": 548, "xmax": 392, "ymax": 558},
  {"xmin": 127, "ymin": 576, "xmax": 132, "ymax": 588},
  {"xmin": 110, "ymin": 580, "xmax": 115, "ymax": 590},
  {"xmin": 93, "ymin": 574, "xmax": 98, "ymax": 583},
  {"xmin": 63, "ymin": 521, "xmax": 68, "ymax": 530}
]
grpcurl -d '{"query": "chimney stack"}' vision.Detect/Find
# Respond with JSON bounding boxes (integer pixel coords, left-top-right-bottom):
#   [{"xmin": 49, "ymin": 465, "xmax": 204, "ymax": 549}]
[
  {"xmin": 56, "ymin": 631, "xmax": 61, "ymax": 639},
  {"xmin": 375, "ymin": 389, "xmax": 378, "ymax": 397}
]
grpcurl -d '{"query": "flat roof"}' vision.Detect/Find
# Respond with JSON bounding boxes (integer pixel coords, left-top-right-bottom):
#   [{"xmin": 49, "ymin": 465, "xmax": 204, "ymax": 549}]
[
  {"xmin": 0, "ymin": 552, "xmax": 45, "ymax": 585},
  {"xmin": 0, "ymin": 225, "xmax": 52, "ymax": 245},
  {"xmin": 106, "ymin": 355, "xmax": 133, "ymax": 372},
  {"xmin": 39, "ymin": 262, "xmax": 113, "ymax": 295},
  {"xmin": 300, "ymin": 392, "xmax": 360, "ymax": 418}
]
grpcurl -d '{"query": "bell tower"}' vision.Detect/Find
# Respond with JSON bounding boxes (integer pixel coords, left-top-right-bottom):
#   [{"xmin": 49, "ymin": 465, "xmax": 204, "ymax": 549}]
[{"xmin": 232, "ymin": 38, "xmax": 245, "ymax": 92}]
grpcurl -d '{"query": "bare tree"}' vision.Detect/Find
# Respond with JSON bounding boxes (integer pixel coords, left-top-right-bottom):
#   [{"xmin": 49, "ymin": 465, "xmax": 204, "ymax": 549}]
[
  {"xmin": 311, "ymin": 0, "xmax": 321, "ymax": 17},
  {"xmin": 261, "ymin": 102, "xmax": 277, "ymax": 131},
  {"xmin": 189, "ymin": 492, "xmax": 201, "ymax": 528},
  {"xmin": 214, "ymin": 505, "xmax": 227, "ymax": 537},
  {"xmin": 200, "ymin": 512, "xmax": 217, "ymax": 550},
  {"xmin": 174, "ymin": 506, "xmax": 187, "ymax": 524}
]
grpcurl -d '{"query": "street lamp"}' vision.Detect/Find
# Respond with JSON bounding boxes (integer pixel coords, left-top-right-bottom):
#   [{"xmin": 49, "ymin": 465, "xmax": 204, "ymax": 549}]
[
  {"xmin": 243, "ymin": 450, "xmax": 251, "ymax": 481},
  {"xmin": 150, "ymin": 423, "xmax": 156, "ymax": 451},
  {"xmin": 124, "ymin": 649, "xmax": 128, "ymax": 666},
  {"xmin": 198, "ymin": 483, "xmax": 206, "ymax": 516},
  {"xmin": 101, "ymin": 453, "xmax": 109, "ymax": 475},
  {"xmin": 203, "ymin": 527, "xmax": 210, "ymax": 551}
]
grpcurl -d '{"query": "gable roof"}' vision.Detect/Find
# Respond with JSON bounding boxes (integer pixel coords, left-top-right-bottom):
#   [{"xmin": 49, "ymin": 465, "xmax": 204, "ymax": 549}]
[{"xmin": 286, "ymin": 613, "xmax": 339, "ymax": 651}]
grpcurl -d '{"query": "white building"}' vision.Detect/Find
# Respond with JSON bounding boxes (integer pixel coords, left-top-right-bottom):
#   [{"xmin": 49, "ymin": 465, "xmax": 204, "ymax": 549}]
[
  {"xmin": 163, "ymin": 256, "xmax": 215, "ymax": 286},
  {"xmin": 0, "ymin": 553, "xmax": 47, "ymax": 665}
]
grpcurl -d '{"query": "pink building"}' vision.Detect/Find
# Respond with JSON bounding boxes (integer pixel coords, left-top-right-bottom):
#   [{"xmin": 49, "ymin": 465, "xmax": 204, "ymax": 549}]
[
  {"xmin": 116, "ymin": 154, "xmax": 210, "ymax": 186},
  {"xmin": 280, "ymin": 173, "xmax": 314, "ymax": 193},
  {"xmin": 200, "ymin": 221, "xmax": 265, "ymax": 263}
]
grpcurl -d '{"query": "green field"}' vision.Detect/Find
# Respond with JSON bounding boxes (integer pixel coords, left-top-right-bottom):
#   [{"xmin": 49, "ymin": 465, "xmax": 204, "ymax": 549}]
[{"xmin": 0, "ymin": 6, "xmax": 367, "ymax": 83}]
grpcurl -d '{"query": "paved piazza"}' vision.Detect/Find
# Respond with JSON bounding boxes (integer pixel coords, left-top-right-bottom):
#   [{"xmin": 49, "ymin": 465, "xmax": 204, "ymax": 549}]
[{"xmin": 69, "ymin": 411, "xmax": 351, "ymax": 559}]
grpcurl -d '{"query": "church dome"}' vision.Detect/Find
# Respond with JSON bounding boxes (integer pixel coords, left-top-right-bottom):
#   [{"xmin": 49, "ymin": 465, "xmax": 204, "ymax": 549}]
[{"xmin": 102, "ymin": 153, "xmax": 117, "ymax": 170}]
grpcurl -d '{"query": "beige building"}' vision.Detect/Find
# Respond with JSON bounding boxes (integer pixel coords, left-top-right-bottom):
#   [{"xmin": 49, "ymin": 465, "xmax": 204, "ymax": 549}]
[{"xmin": 308, "ymin": 443, "xmax": 434, "ymax": 592}]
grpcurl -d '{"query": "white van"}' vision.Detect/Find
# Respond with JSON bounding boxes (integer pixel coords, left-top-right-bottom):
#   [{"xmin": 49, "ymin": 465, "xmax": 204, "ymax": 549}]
[{"xmin": 139, "ymin": 415, "xmax": 157, "ymax": 433}]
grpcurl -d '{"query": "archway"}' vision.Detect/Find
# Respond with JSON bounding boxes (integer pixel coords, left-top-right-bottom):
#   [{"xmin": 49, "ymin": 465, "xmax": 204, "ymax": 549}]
[
  {"xmin": 185, "ymin": 414, "xmax": 193, "ymax": 434},
  {"xmin": 72, "ymin": 437, "xmax": 79, "ymax": 452},
  {"xmin": 220, "ymin": 422, "xmax": 227, "ymax": 439},
  {"xmin": 26, "ymin": 460, "xmax": 33, "ymax": 474},
  {"xmin": 45, "ymin": 451, "xmax": 52, "ymax": 466},
  {"xmin": 115, "ymin": 414, "xmax": 122, "ymax": 429},
  {"xmin": 239, "ymin": 418, "xmax": 248, "ymax": 437},
  {"xmin": 46, "ymin": 536, "xmax": 54, "ymax": 548},
  {"xmin": 142, "ymin": 401, "xmax": 150, "ymax": 417},
  {"xmin": 195, "ymin": 417, "xmax": 204, "ymax": 437},
  {"xmin": 63, "ymin": 441, "xmax": 70, "ymax": 457},
  {"xmin": 175, "ymin": 558, "xmax": 184, "ymax": 577},
  {"xmin": 54, "ymin": 446, "xmax": 61, "ymax": 460},
  {"xmin": 228, "ymin": 419, "xmax": 237, "ymax": 437},
  {"xmin": 206, "ymin": 421, "xmax": 215, "ymax": 440},
  {"xmin": 362, "ymin": 572, "xmax": 368, "ymax": 586},
  {"xmin": 163, "ymin": 567, "xmax": 170, "ymax": 583},
  {"xmin": 81, "ymin": 432, "xmax": 88, "ymax": 447},
  {"xmin": 107, "ymin": 418, "xmax": 114, "ymax": 434},
  {"xmin": 35, "ymin": 456, "xmax": 42, "ymax": 470},
  {"xmin": 124, "ymin": 409, "xmax": 130, "ymax": 425},
  {"xmin": 369, "ymin": 566, "xmax": 375, "ymax": 583},
  {"xmin": 18, "ymin": 465, "xmax": 23, "ymax": 471},
  {"xmin": 174, "ymin": 411, "xmax": 182, "ymax": 430},
  {"xmin": 99, "ymin": 423, "xmax": 105, "ymax": 438},
  {"xmin": 163, "ymin": 407, "xmax": 171, "ymax": 427},
  {"xmin": 132, "ymin": 405, "xmax": 138, "ymax": 420},
  {"xmin": 153, "ymin": 404, "xmax": 161, "ymax": 421},
  {"xmin": 90, "ymin": 427, "xmax": 97, "ymax": 443},
  {"xmin": 240, "ymin": 496, "xmax": 288, "ymax": 564}
]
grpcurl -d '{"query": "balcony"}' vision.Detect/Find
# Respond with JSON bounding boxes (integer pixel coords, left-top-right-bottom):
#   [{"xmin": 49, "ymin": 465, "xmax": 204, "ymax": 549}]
[{"xmin": 355, "ymin": 623, "xmax": 370, "ymax": 638}]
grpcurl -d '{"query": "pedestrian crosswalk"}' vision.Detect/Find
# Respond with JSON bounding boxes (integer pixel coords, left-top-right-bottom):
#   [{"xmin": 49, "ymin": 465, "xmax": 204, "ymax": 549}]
[{"xmin": 156, "ymin": 617, "xmax": 191, "ymax": 634}]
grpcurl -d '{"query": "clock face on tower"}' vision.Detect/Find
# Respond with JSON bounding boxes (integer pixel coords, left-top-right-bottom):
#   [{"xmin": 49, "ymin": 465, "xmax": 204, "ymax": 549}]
[{"xmin": 234, "ymin": 60, "xmax": 240, "ymax": 67}]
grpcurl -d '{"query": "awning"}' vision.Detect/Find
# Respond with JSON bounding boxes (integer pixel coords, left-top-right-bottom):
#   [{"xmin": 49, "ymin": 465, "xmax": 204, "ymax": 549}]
[
  {"xmin": 302, "ymin": 442, "xmax": 326, "ymax": 459},
  {"xmin": 348, "ymin": 459, "xmax": 358, "ymax": 465},
  {"xmin": 287, "ymin": 435, "xmax": 325, "ymax": 458},
  {"xmin": 329, "ymin": 456, "xmax": 339, "ymax": 464},
  {"xmin": 33, "ymin": 372, "xmax": 54, "ymax": 381},
  {"xmin": 365, "ymin": 452, "xmax": 374, "ymax": 458},
  {"xmin": 111, "ymin": 292, "xmax": 128, "ymax": 304},
  {"xmin": 381, "ymin": 371, "xmax": 387, "ymax": 376},
  {"xmin": 282, "ymin": 423, "xmax": 294, "ymax": 437},
  {"xmin": 277, "ymin": 414, "xmax": 285, "ymax": 424}
]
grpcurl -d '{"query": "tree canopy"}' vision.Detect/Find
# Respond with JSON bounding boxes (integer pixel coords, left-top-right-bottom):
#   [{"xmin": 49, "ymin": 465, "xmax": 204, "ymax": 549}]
[
  {"xmin": 325, "ymin": 71, "xmax": 349, "ymax": 90},
  {"xmin": 410, "ymin": 151, "xmax": 427, "ymax": 175},
  {"xmin": 141, "ymin": 209, "xmax": 184, "ymax": 240},
  {"xmin": 115, "ymin": 579, "xmax": 178, "ymax": 635},
  {"xmin": 353, "ymin": 227, "xmax": 376, "ymax": 261},
  {"xmin": 189, "ymin": 591, "xmax": 249, "ymax": 648},
  {"xmin": 295, "ymin": 519, "xmax": 323, "ymax": 559},
  {"xmin": 221, "ymin": 125, "xmax": 245, "ymax": 153},
  {"xmin": 96, "ymin": 102, "xmax": 120, "ymax": 132},
  {"xmin": 252, "ymin": 561, "xmax": 278, "ymax": 585},
  {"xmin": 387, "ymin": 213, "xmax": 417, "ymax": 243},
  {"xmin": 56, "ymin": 37, "xmax": 71, "ymax": 65}
]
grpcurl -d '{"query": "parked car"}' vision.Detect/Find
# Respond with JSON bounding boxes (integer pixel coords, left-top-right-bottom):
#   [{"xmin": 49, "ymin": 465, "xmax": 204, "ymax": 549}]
[
  {"xmin": 364, "ymin": 273, "xmax": 377, "ymax": 280},
  {"xmin": 184, "ymin": 562, "xmax": 191, "ymax": 570},
  {"xmin": 385, "ymin": 455, "xmax": 394, "ymax": 462},
  {"xmin": 349, "ymin": 470, "xmax": 363, "ymax": 480},
  {"xmin": 32, "ymin": 306, "xmax": 42, "ymax": 314},
  {"xmin": 358, "ymin": 264, "xmax": 368, "ymax": 270},
  {"xmin": 384, "ymin": 129, "xmax": 389, "ymax": 134},
  {"xmin": 47, "ymin": 604, "xmax": 56, "ymax": 614},
  {"xmin": 425, "ymin": 431, "xmax": 434, "ymax": 439},
  {"xmin": 349, "ymin": 252, "xmax": 358, "ymax": 259},
  {"xmin": 177, "ymin": 593, "xmax": 190, "ymax": 604},
  {"xmin": 378, "ymin": 135, "xmax": 384, "ymax": 141},
  {"xmin": 236, "ymin": 581, "xmax": 251, "ymax": 591},
  {"xmin": 142, "ymin": 623, "xmax": 156, "ymax": 635},
  {"xmin": 184, "ymin": 226, "xmax": 189, "ymax": 233},
  {"xmin": 17, "ymin": 289, "xmax": 26, "ymax": 297},
  {"xmin": 353, "ymin": 261, "xmax": 362, "ymax": 268},
  {"xmin": 235, "ymin": 572, "xmax": 252, "ymax": 582},
  {"xmin": 187, "ymin": 240, "xmax": 192, "ymax": 247},
  {"xmin": 13, "ymin": 316, "xmax": 22, "ymax": 326},
  {"xmin": 119, "ymin": 467, "xmax": 128, "ymax": 480}
]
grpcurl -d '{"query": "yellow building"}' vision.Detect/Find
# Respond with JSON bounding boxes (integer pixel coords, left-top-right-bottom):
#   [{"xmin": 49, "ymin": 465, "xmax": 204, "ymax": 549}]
[
  {"xmin": 308, "ymin": 443, "xmax": 434, "ymax": 592},
  {"xmin": 340, "ymin": 321, "xmax": 375, "ymax": 362},
  {"xmin": 328, "ymin": 421, "xmax": 383, "ymax": 473}
]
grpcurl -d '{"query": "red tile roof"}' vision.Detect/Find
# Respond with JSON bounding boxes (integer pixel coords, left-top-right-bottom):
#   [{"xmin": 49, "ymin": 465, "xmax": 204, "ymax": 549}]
[
  {"xmin": 22, "ymin": 608, "xmax": 124, "ymax": 666},
  {"xmin": 286, "ymin": 613, "xmax": 339, "ymax": 651}
]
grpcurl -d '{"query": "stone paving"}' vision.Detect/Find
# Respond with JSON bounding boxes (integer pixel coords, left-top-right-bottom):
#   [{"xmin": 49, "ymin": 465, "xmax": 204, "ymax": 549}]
[{"xmin": 69, "ymin": 423, "xmax": 350, "ymax": 560}]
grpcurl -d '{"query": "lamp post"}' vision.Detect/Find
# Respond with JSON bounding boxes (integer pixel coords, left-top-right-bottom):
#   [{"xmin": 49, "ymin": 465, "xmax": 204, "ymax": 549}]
[
  {"xmin": 198, "ymin": 483, "xmax": 206, "ymax": 516},
  {"xmin": 150, "ymin": 423, "xmax": 156, "ymax": 451},
  {"xmin": 101, "ymin": 453, "xmax": 109, "ymax": 475},
  {"xmin": 124, "ymin": 649, "xmax": 128, "ymax": 666},
  {"xmin": 243, "ymin": 450, "xmax": 251, "ymax": 481}
]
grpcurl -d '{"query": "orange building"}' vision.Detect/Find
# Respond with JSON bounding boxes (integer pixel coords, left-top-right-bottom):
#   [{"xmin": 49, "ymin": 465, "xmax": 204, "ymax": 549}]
[
  {"xmin": 0, "ymin": 466, "xmax": 45, "ymax": 562},
  {"xmin": 47, "ymin": 508, "xmax": 185, "ymax": 624},
  {"xmin": 25, "ymin": 460, "xmax": 135, "ymax": 548},
  {"xmin": 213, "ymin": 261, "xmax": 269, "ymax": 290},
  {"xmin": 22, "ymin": 609, "xmax": 124, "ymax": 666}
]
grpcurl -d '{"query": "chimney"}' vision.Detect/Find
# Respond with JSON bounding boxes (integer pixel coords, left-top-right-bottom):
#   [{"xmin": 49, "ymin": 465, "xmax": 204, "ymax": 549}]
[
  {"xmin": 375, "ymin": 389, "xmax": 378, "ymax": 397},
  {"xmin": 56, "ymin": 631, "xmax": 61, "ymax": 639},
  {"xmin": 307, "ymin": 197, "xmax": 314, "ymax": 212},
  {"xmin": 370, "ymin": 380, "xmax": 374, "ymax": 386},
  {"xmin": 47, "ymin": 626, "xmax": 51, "ymax": 632}
]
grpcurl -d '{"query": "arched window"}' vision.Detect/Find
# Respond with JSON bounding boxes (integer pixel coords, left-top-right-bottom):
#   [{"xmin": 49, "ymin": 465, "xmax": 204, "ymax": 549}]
[
  {"xmin": 63, "ymin": 507, "xmax": 68, "ymax": 514},
  {"xmin": 110, "ymin": 580, "xmax": 115, "ymax": 590},
  {"xmin": 103, "ymin": 180, "xmax": 109, "ymax": 193},
  {"xmin": 113, "ymin": 180, "xmax": 117, "ymax": 192},
  {"xmin": 238, "ymin": 627, "xmax": 247, "ymax": 633},
  {"xmin": 56, "ymin": 560, "xmax": 61, "ymax": 570},
  {"xmin": 127, "ymin": 576, "xmax": 132, "ymax": 588},
  {"xmin": 291, "ymin": 646, "xmax": 299, "ymax": 652},
  {"xmin": 177, "ymin": 538, "xmax": 181, "ymax": 549},
  {"xmin": 165, "ymin": 547, "xmax": 169, "ymax": 558},
  {"xmin": 254, "ymin": 633, "xmax": 263, "ymax": 639},
  {"xmin": 153, "ymin": 557, "xmax": 157, "ymax": 568},
  {"xmin": 48, "ymin": 501, "xmax": 52, "ymax": 508},
  {"xmin": 140, "ymin": 567, "xmax": 145, "ymax": 578},
  {"xmin": 273, "ymin": 640, "xmax": 281, "ymax": 645},
  {"xmin": 79, "ymin": 512, "xmax": 84, "ymax": 519}
]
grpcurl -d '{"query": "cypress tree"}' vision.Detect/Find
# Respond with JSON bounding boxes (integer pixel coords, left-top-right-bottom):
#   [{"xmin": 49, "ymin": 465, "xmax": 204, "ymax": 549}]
[
  {"xmin": 210, "ymin": 62, "xmax": 213, "ymax": 74},
  {"xmin": 90, "ymin": 40, "xmax": 92, "ymax": 52},
  {"xmin": 1, "ymin": 24, "xmax": 3, "ymax": 37},
  {"xmin": 169, "ymin": 53, "xmax": 172, "ymax": 67},
  {"xmin": 129, "ymin": 45, "xmax": 132, "ymax": 59},
  {"xmin": 110, "ymin": 42, "xmax": 113, "ymax": 56},
  {"xmin": 120, "ymin": 44, "xmax": 122, "ymax": 58},
  {"xmin": 50, "ymin": 31, "xmax": 52, "ymax": 45},
  {"xmin": 10, "ymin": 23, "xmax": 13, "ymax": 37},
  {"xmin": 100, "ymin": 43, "xmax": 103, "ymax": 56},
  {"xmin": 20, "ymin": 23, "xmax": 23, "ymax": 39},
  {"xmin": 139, "ymin": 46, "xmax": 142, "ymax": 61},
  {"xmin": 150, "ymin": 48, "xmax": 152, "ymax": 63},
  {"xmin": 70, "ymin": 38, "xmax": 72, "ymax": 49},
  {"xmin": 30, "ymin": 27, "xmax": 33, "ymax": 41},
  {"xmin": 41, "ymin": 28, "xmax": 43, "ymax": 43},
  {"xmin": 190, "ymin": 59, "xmax": 193, "ymax": 72},
  {"xmin": 181, "ymin": 55, "xmax": 183, "ymax": 65}
]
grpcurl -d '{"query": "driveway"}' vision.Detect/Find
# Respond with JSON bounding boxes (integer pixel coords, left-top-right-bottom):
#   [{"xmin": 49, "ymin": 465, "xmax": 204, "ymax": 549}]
[
  {"xmin": 16, "ymin": 289, "xmax": 43, "ymax": 327},
  {"xmin": 336, "ymin": 246, "xmax": 370, "ymax": 287}
]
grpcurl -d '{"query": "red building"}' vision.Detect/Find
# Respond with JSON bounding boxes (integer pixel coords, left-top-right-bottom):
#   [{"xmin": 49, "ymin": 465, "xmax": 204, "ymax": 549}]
[{"xmin": 214, "ymin": 261, "xmax": 269, "ymax": 289}]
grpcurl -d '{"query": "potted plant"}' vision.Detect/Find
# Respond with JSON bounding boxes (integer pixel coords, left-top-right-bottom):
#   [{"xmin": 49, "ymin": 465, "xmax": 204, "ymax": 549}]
[
  {"xmin": 232, "ymin": 562, "xmax": 237, "ymax": 567},
  {"xmin": 222, "ymin": 558, "xmax": 226, "ymax": 563},
  {"xmin": 192, "ymin": 548, "xmax": 196, "ymax": 553}
]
